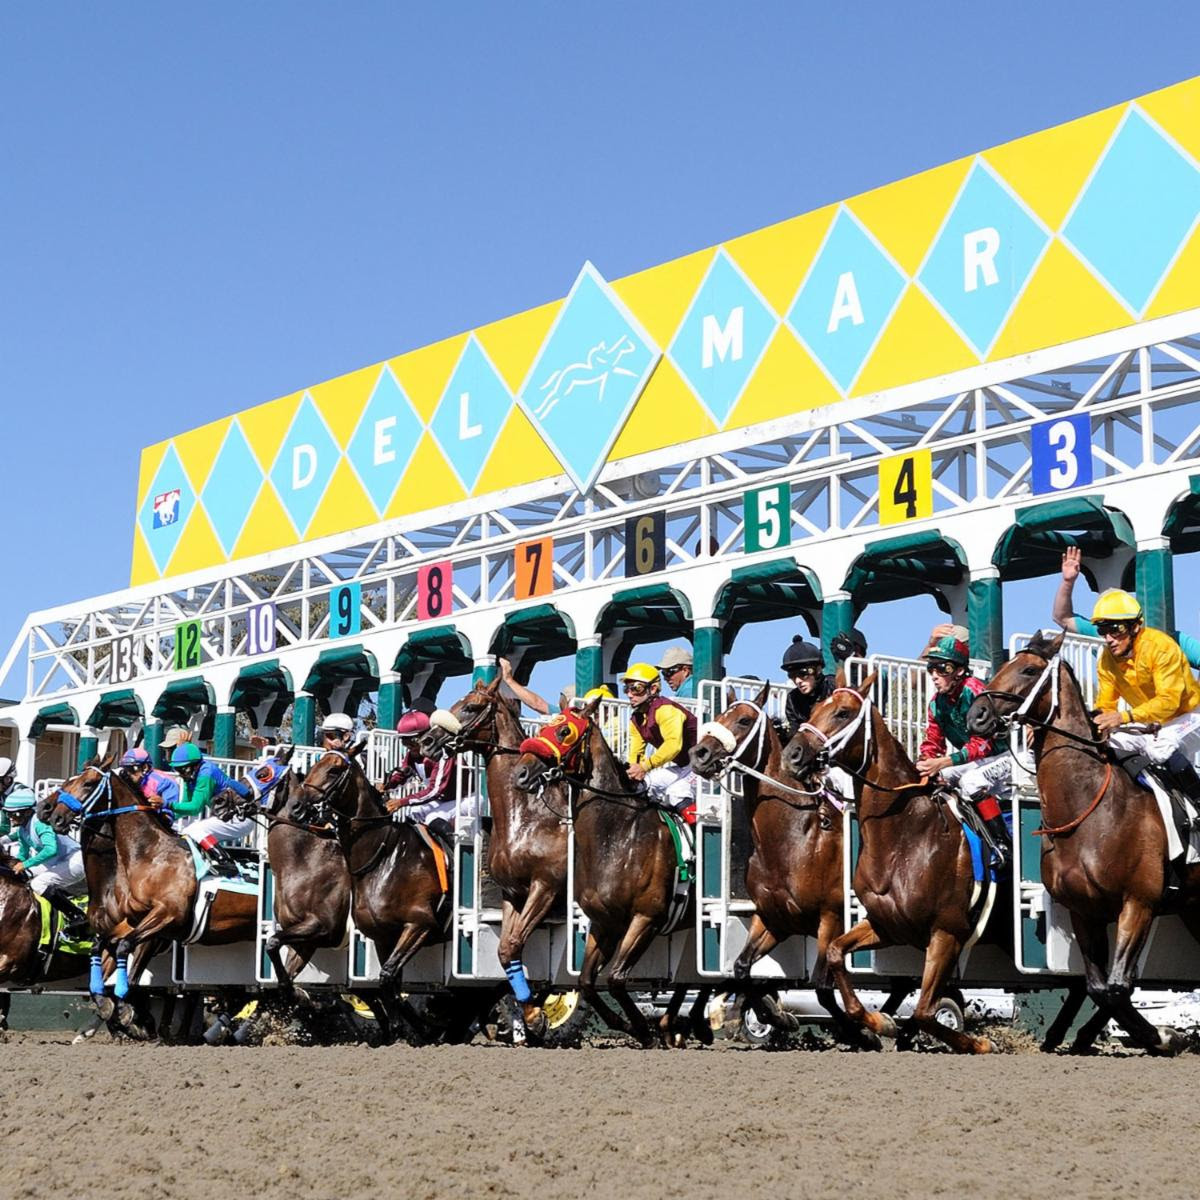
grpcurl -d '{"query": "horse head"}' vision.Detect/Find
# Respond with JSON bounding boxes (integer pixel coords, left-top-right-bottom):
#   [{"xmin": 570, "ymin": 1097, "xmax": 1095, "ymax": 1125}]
[
  {"xmin": 512, "ymin": 701, "xmax": 597, "ymax": 793},
  {"xmin": 782, "ymin": 671, "xmax": 878, "ymax": 784},
  {"xmin": 690, "ymin": 682, "xmax": 771, "ymax": 779},
  {"xmin": 42, "ymin": 755, "xmax": 120, "ymax": 833},
  {"xmin": 296, "ymin": 744, "xmax": 367, "ymax": 827},
  {"xmin": 420, "ymin": 676, "xmax": 507, "ymax": 758},
  {"xmin": 967, "ymin": 630, "xmax": 1065, "ymax": 737}
]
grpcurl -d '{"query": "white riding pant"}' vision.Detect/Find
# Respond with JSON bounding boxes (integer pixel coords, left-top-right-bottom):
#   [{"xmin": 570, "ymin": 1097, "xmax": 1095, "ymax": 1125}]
[
  {"xmin": 939, "ymin": 754, "xmax": 1013, "ymax": 801},
  {"xmin": 402, "ymin": 793, "xmax": 478, "ymax": 834},
  {"xmin": 181, "ymin": 814, "xmax": 256, "ymax": 845},
  {"xmin": 643, "ymin": 764, "xmax": 696, "ymax": 810},
  {"xmin": 29, "ymin": 848, "xmax": 86, "ymax": 895},
  {"xmin": 1108, "ymin": 709, "xmax": 1200, "ymax": 768}
]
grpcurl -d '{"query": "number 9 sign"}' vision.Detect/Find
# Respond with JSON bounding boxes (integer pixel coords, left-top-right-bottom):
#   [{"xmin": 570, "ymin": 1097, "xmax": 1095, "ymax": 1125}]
[
  {"xmin": 329, "ymin": 583, "xmax": 362, "ymax": 640},
  {"xmin": 1031, "ymin": 414, "xmax": 1093, "ymax": 495}
]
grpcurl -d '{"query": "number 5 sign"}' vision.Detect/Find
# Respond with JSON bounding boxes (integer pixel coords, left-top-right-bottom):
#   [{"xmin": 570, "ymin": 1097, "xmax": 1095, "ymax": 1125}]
[
  {"xmin": 744, "ymin": 483, "xmax": 791, "ymax": 552},
  {"xmin": 879, "ymin": 450, "xmax": 933, "ymax": 526},
  {"xmin": 1031, "ymin": 414, "xmax": 1093, "ymax": 495}
]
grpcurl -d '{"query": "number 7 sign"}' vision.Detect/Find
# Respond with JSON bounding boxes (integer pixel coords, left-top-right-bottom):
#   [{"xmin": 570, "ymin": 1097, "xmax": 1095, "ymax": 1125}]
[{"xmin": 515, "ymin": 537, "xmax": 554, "ymax": 600}]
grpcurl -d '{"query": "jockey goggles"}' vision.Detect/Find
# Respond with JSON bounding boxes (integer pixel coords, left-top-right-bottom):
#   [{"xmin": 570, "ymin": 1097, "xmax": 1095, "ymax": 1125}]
[
  {"xmin": 926, "ymin": 659, "xmax": 961, "ymax": 677},
  {"xmin": 1095, "ymin": 619, "xmax": 1138, "ymax": 637},
  {"xmin": 622, "ymin": 680, "xmax": 651, "ymax": 697},
  {"xmin": 789, "ymin": 665, "xmax": 820, "ymax": 680}
]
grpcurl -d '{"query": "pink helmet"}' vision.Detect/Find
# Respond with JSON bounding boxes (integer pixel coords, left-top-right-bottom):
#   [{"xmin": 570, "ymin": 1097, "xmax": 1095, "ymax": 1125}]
[
  {"xmin": 120, "ymin": 747, "xmax": 151, "ymax": 767},
  {"xmin": 396, "ymin": 711, "xmax": 432, "ymax": 737}
]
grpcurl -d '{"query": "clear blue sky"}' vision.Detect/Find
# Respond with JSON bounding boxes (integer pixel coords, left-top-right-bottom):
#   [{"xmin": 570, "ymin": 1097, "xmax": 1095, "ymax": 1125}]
[{"xmin": 3, "ymin": 3, "xmax": 1199, "ymax": 703}]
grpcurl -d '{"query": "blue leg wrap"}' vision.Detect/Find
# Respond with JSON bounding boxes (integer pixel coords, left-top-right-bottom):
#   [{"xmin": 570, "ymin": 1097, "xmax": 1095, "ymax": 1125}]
[
  {"xmin": 89, "ymin": 955, "xmax": 104, "ymax": 996},
  {"xmin": 505, "ymin": 960, "xmax": 532, "ymax": 1003},
  {"xmin": 114, "ymin": 956, "xmax": 130, "ymax": 999}
]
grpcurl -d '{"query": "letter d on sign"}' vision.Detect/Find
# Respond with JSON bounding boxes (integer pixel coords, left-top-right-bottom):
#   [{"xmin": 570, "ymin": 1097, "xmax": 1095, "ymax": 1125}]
[{"xmin": 292, "ymin": 444, "xmax": 318, "ymax": 490}]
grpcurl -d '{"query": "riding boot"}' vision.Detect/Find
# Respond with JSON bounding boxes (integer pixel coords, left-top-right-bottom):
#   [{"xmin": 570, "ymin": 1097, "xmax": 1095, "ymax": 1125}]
[
  {"xmin": 198, "ymin": 837, "xmax": 239, "ymax": 878},
  {"xmin": 41, "ymin": 885, "xmax": 89, "ymax": 940},
  {"xmin": 1163, "ymin": 751, "xmax": 1200, "ymax": 815},
  {"xmin": 973, "ymin": 795, "xmax": 1012, "ymax": 873},
  {"xmin": 427, "ymin": 817, "xmax": 454, "ymax": 843}
]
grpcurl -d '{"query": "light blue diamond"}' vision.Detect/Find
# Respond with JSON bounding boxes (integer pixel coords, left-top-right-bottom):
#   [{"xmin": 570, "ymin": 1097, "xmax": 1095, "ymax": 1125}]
[
  {"xmin": 518, "ymin": 262, "xmax": 659, "ymax": 493},
  {"xmin": 269, "ymin": 394, "xmax": 339, "ymax": 535},
  {"xmin": 669, "ymin": 250, "xmax": 777, "ymax": 424},
  {"xmin": 430, "ymin": 338, "xmax": 513, "ymax": 491},
  {"xmin": 918, "ymin": 161, "xmax": 1048, "ymax": 355},
  {"xmin": 788, "ymin": 210, "xmax": 905, "ymax": 391},
  {"xmin": 346, "ymin": 367, "xmax": 422, "ymax": 513},
  {"xmin": 200, "ymin": 421, "xmax": 262, "ymax": 555},
  {"xmin": 136, "ymin": 443, "xmax": 194, "ymax": 573},
  {"xmin": 1064, "ymin": 109, "xmax": 1200, "ymax": 314}
]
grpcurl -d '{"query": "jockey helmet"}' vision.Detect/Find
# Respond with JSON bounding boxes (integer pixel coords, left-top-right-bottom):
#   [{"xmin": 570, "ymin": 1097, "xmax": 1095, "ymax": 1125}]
[
  {"xmin": 1092, "ymin": 589, "xmax": 1142, "ymax": 623},
  {"xmin": 2, "ymin": 786, "xmax": 35, "ymax": 812},
  {"xmin": 170, "ymin": 742, "xmax": 204, "ymax": 767},
  {"xmin": 0, "ymin": 756, "xmax": 12, "ymax": 777},
  {"xmin": 621, "ymin": 663, "xmax": 660, "ymax": 686},
  {"xmin": 120, "ymin": 747, "xmax": 151, "ymax": 767},
  {"xmin": 780, "ymin": 637, "xmax": 822, "ymax": 673},
  {"xmin": 926, "ymin": 635, "xmax": 969, "ymax": 667},
  {"xmin": 583, "ymin": 685, "xmax": 615, "ymax": 701},
  {"xmin": 321, "ymin": 712, "xmax": 354, "ymax": 734},
  {"xmin": 396, "ymin": 710, "xmax": 432, "ymax": 737},
  {"xmin": 830, "ymin": 627, "xmax": 868, "ymax": 662}
]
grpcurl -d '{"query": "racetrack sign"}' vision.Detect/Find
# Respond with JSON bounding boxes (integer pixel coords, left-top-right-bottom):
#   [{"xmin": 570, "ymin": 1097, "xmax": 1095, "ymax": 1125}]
[
  {"xmin": 246, "ymin": 601, "xmax": 277, "ymax": 656},
  {"xmin": 625, "ymin": 511, "xmax": 665, "ymax": 577},
  {"xmin": 329, "ymin": 583, "xmax": 362, "ymax": 639},
  {"xmin": 173, "ymin": 619, "xmax": 202, "ymax": 671},
  {"xmin": 878, "ymin": 450, "xmax": 933, "ymax": 525},
  {"xmin": 515, "ymin": 537, "xmax": 554, "ymax": 600},
  {"xmin": 743, "ymin": 483, "xmax": 791, "ymax": 552},
  {"xmin": 1031, "ymin": 414, "xmax": 1093, "ymax": 494},
  {"xmin": 417, "ymin": 561, "xmax": 453, "ymax": 621}
]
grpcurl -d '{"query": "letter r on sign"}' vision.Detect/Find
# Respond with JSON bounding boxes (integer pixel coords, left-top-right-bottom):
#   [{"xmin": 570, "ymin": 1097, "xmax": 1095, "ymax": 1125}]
[{"xmin": 963, "ymin": 228, "xmax": 1000, "ymax": 293}]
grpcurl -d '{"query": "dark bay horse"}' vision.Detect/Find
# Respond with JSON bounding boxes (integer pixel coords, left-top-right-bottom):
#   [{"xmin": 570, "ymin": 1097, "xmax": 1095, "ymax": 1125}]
[
  {"xmin": 689, "ymin": 684, "xmax": 850, "ymax": 1038},
  {"xmin": 968, "ymin": 630, "xmax": 1189, "ymax": 1054},
  {"xmin": 0, "ymin": 844, "xmax": 88, "ymax": 987},
  {"xmin": 784, "ymin": 674, "xmax": 995, "ymax": 1053},
  {"xmin": 260, "ymin": 748, "xmax": 352, "ymax": 990},
  {"xmin": 512, "ymin": 705, "xmax": 710, "ymax": 1047},
  {"xmin": 299, "ymin": 746, "xmax": 450, "ymax": 989},
  {"xmin": 422, "ymin": 677, "xmax": 569, "ymax": 1033},
  {"xmin": 50, "ymin": 764, "xmax": 257, "ymax": 990}
]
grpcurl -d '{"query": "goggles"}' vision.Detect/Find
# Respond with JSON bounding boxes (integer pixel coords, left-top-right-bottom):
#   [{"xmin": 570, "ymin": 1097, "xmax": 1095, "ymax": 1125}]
[
  {"xmin": 788, "ymin": 665, "xmax": 820, "ymax": 680},
  {"xmin": 1095, "ymin": 620, "xmax": 1136, "ymax": 637},
  {"xmin": 622, "ymin": 681, "xmax": 650, "ymax": 697},
  {"xmin": 661, "ymin": 665, "xmax": 689, "ymax": 678},
  {"xmin": 926, "ymin": 660, "xmax": 960, "ymax": 677}
]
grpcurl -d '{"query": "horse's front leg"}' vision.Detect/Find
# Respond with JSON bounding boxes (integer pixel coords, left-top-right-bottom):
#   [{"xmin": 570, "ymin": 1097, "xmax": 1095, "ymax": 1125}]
[
  {"xmin": 826, "ymin": 919, "xmax": 892, "ymax": 1043},
  {"xmin": 1105, "ymin": 898, "xmax": 1180, "ymax": 1055},
  {"xmin": 731, "ymin": 916, "xmax": 797, "ymax": 1034},
  {"xmin": 578, "ymin": 929, "xmax": 627, "ymax": 1034},
  {"xmin": 909, "ymin": 927, "xmax": 992, "ymax": 1053},
  {"xmin": 605, "ymin": 913, "xmax": 662, "ymax": 1047},
  {"xmin": 497, "ymin": 880, "xmax": 559, "ymax": 1027}
]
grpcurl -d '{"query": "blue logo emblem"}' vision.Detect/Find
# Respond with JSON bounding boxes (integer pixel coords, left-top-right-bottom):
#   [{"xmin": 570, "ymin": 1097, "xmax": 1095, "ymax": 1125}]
[
  {"xmin": 137, "ymin": 443, "xmax": 194, "ymax": 573},
  {"xmin": 153, "ymin": 489, "xmax": 182, "ymax": 528},
  {"xmin": 518, "ymin": 263, "xmax": 659, "ymax": 493}
]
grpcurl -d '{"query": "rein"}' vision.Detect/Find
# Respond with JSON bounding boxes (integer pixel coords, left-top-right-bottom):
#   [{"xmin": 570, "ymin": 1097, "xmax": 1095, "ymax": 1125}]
[{"xmin": 1033, "ymin": 763, "xmax": 1113, "ymax": 837}]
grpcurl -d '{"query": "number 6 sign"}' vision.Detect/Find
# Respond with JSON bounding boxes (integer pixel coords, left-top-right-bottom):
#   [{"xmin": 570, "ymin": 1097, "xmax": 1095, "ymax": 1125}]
[{"xmin": 1031, "ymin": 414, "xmax": 1093, "ymax": 495}]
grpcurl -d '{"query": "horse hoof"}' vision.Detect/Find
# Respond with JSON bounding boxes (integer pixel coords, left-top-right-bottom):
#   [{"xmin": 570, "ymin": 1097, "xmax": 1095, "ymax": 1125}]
[
  {"xmin": 691, "ymin": 1018, "xmax": 715, "ymax": 1047},
  {"xmin": 855, "ymin": 1028, "xmax": 883, "ymax": 1052},
  {"xmin": 873, "ymin": 1013, "xmax": 899, "ymax": 1039},
  {"xmin": 93, "ymin": 995, "xmax": 115, "ymax": 1022},
  {"xmin": 974, "ymin": 1036, "xmax": 995, "ymax": 1055},
  {"xmin": 115, "ymin": 1001, "xmax": 136, "ymax": 1028},
  {"xmin": 1149, "ymin": 1027, "xmax": 1184, "ymax": 1057}
]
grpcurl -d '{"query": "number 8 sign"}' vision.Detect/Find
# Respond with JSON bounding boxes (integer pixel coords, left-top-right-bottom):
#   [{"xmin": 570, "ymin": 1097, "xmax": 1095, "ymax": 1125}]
[
  {"xmin": 418, "ymin": 561, "xmax": 453, "ymax": 621},
  {"xmin": 1031, "ymin": 414, "xmax": 1092, "ymax": 495}
]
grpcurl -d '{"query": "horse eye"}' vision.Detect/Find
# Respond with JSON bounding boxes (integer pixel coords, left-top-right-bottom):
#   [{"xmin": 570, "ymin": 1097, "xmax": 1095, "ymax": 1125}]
[
  {"xmin": 1021, "ymin": 667, "xmax": 1040, "ymax": 676},
  {"xmin": 835, "ymin": 707, "xmax": 851, "ymax": 719},
  {"xmin": 737, "ymin": 716, "xmax": 752, "ymax": 726}
]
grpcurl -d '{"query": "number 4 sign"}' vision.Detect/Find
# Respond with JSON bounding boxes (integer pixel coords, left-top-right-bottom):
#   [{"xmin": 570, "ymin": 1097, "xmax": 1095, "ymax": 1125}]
[
  {"xmin": 1031, "ymin": 414, "xmax": 1093, "ymax": 495},
  {"xmin": 879, "ymin": 450, "xmax": 933, "ymax": 526}
]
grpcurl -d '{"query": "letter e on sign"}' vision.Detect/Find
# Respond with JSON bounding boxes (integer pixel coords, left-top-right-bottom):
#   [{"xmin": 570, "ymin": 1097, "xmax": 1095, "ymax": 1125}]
[
  {"xmin": 515, "ymin": 537, "xmax": 554, "ymax": 600},
  {"xmin": 1031, "ymin": 414, "xmax": 1093, "ymax": 495},
  {"xmin": 624, "ymin": 512, "xmax": 665, "ymax": 577},
  {"xmin": 878, "ymin": 451, "xmax": 933, "ymax": 526},
  {"xmin": 417, "ymin": 561, "xmax": 453, "ymax": 621}
]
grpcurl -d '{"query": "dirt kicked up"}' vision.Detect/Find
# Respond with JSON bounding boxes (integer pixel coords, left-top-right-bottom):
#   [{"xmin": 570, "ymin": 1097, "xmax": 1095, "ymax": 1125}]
[{"xmin": 4, "ymin": 1035, "xmax": 1198, "ymax": 1200}]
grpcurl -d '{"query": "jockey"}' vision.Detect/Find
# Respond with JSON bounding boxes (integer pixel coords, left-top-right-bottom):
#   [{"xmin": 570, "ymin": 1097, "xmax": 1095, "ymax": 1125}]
[
  {"xmin": 1, "ymin": 786, "xmax": 88, "ymax": 936},
  {"xmin": 914, "ymin": 634, "xmax": 1013, "ymax": 870},
  {"xmin": 0, "ymin": 757, "xmax": 18, "ymax": 850},
  {"xmin": 385, "ymin": 710, "xmax": 458, "ymax": 837},
  {"xmin": 622, "ymin": 662, "xmax": 697, "ymax": 817},
  {"xmin": 1091, "ymin": 589, "xmax": 1200, "ymax": 800},
  {"xmin": 168, "ymin": 742, "xmax": 255, "ymax": 873},
  {"xmin": 318, "ymin": 711, "xmax": 356, "ymax": 752},
  {"xmin": 119, "ymin": 747, "xmax": 181, "ymax": 812},
  {"xmin": 781, "ymin": 637, "xmax": 836, "ymax": 738}
]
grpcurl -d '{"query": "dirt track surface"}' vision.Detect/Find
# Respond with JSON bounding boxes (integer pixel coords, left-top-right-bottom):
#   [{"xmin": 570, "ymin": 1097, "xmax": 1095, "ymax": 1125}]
[{"xmin": 4, "ymin": 1036, "xmax": 1199, "ymax": 1199}]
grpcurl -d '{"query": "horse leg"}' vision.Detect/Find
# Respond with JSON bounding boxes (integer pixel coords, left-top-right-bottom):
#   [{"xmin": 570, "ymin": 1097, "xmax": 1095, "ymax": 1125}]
[
  {"xmin": 908, "ymin": 928, "xmax": 991, "ymax": 1054},
  {"xmin": 378, "ymin": 922, "xmax": 433, "ymax": 986},
  {"xmin": 826, "ymin": 919, "xmax": 894, "ymax": 1042},
  {"xmin": 814, "ymin": 907, "xmax": 869, "ymax": 1047},
  {"xmin": 1067, "ymin": 912, "xmax": 1116, "ymax": 1053},
  {"xmin": 578, "ymin": 931, "xmax": 629, "ymax": 1036},
  {"xmin": 732, "ymin": 918, "xmax": 797, "ymax": 1034},
  {"xmin": 1105, "ymin": 898, "xmax": 1179, "ymax": 1055},
  {"xmin": 496, "ymin": 882, "xmax": 559, "ymax": 1031},
  {"xmin": 1039, "ymin": 979, "xmax": 1088, "ymax": 1053},
  {"xmin": 0, "ymin": 991, "xmax": 9, "ymax": 1032},
  {"xmin": 605, "ymin": 914, "xmax": 664, "ymax": 1048}
]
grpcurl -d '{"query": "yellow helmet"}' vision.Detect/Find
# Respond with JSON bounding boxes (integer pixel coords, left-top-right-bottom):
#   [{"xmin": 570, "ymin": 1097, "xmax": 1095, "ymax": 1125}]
[
  {"xmin": 1091, "ymin": 589, "xmax": 1142, "ymax": 622},
  {"xmin": 621, "ymin": 662, "xmax": 660, "ymax": 685},
  {"xmin": 583, "ymin": 685, "xmax": 615, "ymax": 701}
]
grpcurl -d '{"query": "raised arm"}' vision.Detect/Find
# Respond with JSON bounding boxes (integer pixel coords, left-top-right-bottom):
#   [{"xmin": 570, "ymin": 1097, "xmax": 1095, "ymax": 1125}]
[
  {"xmin": 497, "ymin": 657, "xmax": 550, "ymax": 716},
  {"xmin": 1052, "ymin": 547, "xmax": 1084, "ymax": 634}
]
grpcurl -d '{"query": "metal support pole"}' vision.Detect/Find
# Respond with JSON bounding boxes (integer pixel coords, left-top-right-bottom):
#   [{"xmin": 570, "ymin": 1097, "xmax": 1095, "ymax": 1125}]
[
  {"xmin": 213, "ymin": 707, "xmax": 237, "ymax": 759},
  {"xmin": 376, "ymin": 673, "xmax": 405, "ymax": 730},
  {"xmin": 76, "ymin": 728, "xmax": 99, "ymax": 772},
  {"xmin": 292, "ymin": 693, "xmax": 317, "ymax": 747},
  {"xmin": 821, "ymin": 592, "xmax": 854, "ymax": 673},
  {"xmin": 143, "ymin": 718, "xmax": 164, "ymax": 768},
  {"xmin": 472, "ymin": 656, "xmax": 498, "ymax": 686},
  {"xmin": 693, "ymin": 619, "xmax": 724, "ymax": 685},
  {"xmin": 968, "ymin": 566, "xmax": 1004, "ymax": 671},
  {"xmin": 575, "ymin": 638, "xmax": 604, "ymax": 694},
  {"xmin": 1136, "ymin": 537, "xmax": 1175, "ymax": 635}
]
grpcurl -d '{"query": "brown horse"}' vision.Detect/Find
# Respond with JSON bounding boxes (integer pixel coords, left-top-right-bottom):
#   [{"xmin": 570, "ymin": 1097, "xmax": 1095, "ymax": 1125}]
[
  {"xmin": 298, "ymin": 746, "xmax": 450, "ymax": 990},
  {"xmin": 783, "ymin": 674, "xmax": 995, "ymax": 1053},
  {"xmin": 53, "ymin": 762, "xmax": 257, "ymax": 996},
  {"xmin": 422, "ymin": 677, "xmax": 569, "ymax": 1033},
  {"xmin": 968, "ymin": 630, "xmax": 1189, "ymax": 1054},
  {"xmin": 512, "ymin": 705, "xmax": 710, "ymax": 1047},
  {"xmin": 0, "ymin": 843, "xmax": 88, "ymax": 987},
  {"xmin": 689, "ymin": 683, "xmax": 852, "ymax": 1040},
  {"xmin": 259, "ymin": 748, "xmax": 352, "ymax": 990}
]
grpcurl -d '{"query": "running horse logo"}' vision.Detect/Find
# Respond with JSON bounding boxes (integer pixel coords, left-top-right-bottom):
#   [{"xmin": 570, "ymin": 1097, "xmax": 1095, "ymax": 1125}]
[
  {"xmin": 153, "ymin": 489, "xmax": 182, "ymax": 528},
  {"xmin": 532, "ymin": 335, "xmax": 639, "ymax": 420}
]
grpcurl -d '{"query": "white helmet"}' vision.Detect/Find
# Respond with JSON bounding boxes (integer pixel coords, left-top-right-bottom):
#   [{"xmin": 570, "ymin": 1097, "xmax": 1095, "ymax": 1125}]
[
  {"xmin": 320, "ymin": 712, "xmax": 354, "ymax": 734},
  {"xmin": 0, "ymin": 757, "xmax": 13, "ymax": 777}
]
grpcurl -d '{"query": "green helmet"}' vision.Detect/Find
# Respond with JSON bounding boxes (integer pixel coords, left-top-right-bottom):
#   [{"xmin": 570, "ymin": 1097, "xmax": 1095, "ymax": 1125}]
[
  {"xmin": 926, "ymin": 635, "xmax": 969, "ymax": 667},
  {"xmin": 2, "ymin": 786, "xmax": 35, "ymax": 812},
  {"xmin": 170, "ymin": 743, "xmax": 204, "ymax": 767}
]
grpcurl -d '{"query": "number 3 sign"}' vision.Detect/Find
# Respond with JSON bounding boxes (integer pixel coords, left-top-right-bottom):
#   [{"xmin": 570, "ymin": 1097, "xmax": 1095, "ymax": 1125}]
[{"xmin": 1031, "ymin": 414, "xmax": 1093, "ymax": 495}]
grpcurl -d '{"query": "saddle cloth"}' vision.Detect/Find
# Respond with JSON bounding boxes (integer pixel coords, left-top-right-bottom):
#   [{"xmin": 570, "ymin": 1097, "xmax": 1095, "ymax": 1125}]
[
  {"xmin": 181, "ymin": 835, "xmax": 259, "ymax": 944},
  {"xmin": 657, "ymin": 810, "xmax": 694, "ymax": 936},
  {"xmin": 1142, "ymin": 774, "xmax": 1200, "ymax": 865}
]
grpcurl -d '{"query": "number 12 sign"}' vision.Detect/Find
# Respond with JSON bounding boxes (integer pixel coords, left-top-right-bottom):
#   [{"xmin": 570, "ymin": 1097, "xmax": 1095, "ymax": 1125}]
[{"xmin": 1031, "ymin": 414, "xmax": 1093, "ymax": 495}]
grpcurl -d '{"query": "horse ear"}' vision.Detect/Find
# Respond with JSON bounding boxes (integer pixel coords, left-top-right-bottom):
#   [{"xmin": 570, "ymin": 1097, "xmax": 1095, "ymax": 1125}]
[
  {"xmin": 581, "ymin": 696, "xmax": 603, "ymax": 720},
  {"xmin": 835, "ymin": 666, "xmax": 847, "ymax": 689},
  {"xmin": 100, "ymin": 752, "xmax": 117, "ymax": 770},
  {"xmin": 483, "ymin": 674, "xmax": 503, "ymax": 696},
  {"xmin": 278, "ymin": 745, "xmax": 295, "ymax": 765},
  {"xmin": 1029, "ymin": 630, "xmax": 1065, "ymax": 657},
  {"xmin": 753, "ymin": 682, "xmax": 770, "ymax": 708},
  {"xmin": 855, "ymin": 671, "xmax": 878, "ymax": 699},
  {"xmin": 723, "ymin": 684, "xmax": 736, "ymax": 712}
]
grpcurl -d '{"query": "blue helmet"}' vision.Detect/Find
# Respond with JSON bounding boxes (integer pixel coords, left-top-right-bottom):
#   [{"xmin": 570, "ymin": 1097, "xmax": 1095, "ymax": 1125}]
[{"xmin": 170, "ymin": 743, "xmax": 204, "ymax": 768}]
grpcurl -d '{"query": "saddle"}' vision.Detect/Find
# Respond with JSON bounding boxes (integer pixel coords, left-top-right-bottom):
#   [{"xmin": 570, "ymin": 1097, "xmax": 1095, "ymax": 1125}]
[{"xmin": 656, "ymin": 810, "xmax": 694, "ymax": 936}]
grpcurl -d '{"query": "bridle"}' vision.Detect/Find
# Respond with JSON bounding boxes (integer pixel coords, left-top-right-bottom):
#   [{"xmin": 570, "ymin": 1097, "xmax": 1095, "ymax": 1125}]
[
  {"xmin": 697, "ymin": 702, "xmax": 828, "ymax": 803},
  {"xmin": 55, "ymin": 769, "xmax": 158, "ymax": 830}
]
